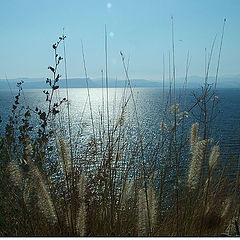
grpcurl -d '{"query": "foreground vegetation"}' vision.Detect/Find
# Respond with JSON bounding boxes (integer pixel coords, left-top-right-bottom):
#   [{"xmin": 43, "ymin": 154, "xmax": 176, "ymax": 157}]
[{"xmin": 0, "ymin": 26, "xmax": 239, "ymax": 236}]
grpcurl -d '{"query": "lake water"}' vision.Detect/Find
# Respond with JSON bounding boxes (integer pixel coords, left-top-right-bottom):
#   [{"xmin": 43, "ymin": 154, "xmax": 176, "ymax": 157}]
[{"xmin": 0, "ymin": 87, "xmax": 239, "ymax": 180}]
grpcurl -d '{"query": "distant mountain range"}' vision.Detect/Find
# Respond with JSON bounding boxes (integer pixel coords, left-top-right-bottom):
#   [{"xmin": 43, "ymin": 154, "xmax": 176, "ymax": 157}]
[{"xmin": 0, "ymin": 75, "xmax": 239, "ymax": 90}]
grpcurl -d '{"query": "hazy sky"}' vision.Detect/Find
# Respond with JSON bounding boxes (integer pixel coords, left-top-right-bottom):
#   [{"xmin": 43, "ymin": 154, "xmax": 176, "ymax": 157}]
[{"xmin": 1, "ymin": 0, "xmax": 240, "ymax": 81}]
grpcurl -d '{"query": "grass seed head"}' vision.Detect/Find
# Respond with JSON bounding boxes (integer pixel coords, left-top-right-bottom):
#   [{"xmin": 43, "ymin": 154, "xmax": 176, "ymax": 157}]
[
  {"xmin": 148, "ymin": 185, "xmax": 157, "ymax": 234},
  {"xmin": 30, "ymin": 165, "xmax": 57, "ymax": 224},
  {"xmin": 190, "ymin": 123, "xmax": 199, "ymax": 153},
  {"xmin": 209, "ymin": 145, "xmax": 220, "ymax": 170},
  {"xmin": 187, "ymin": 139, "xmax": 207, "ymax": 189},
  {"xmin": 76, "ymin": 203, "xmax": 86, "ymax": 236},
  {"xmin": 24, "ymin": 142, "xmax": 33, "ymax": 164},
  {"xmin": 221, "ymin": 198, "xmax": 232, "ymax": 219},
  {"xmin": 8, "ymin": 160, "xmax": 22, "ymax": 187},
  {"xmin": 138, "ymin": 189, "xmax": 148, "ymax": 236},
  {"xmin": 56, "ymin": 134, "xmax": 70, "ymax": 177}
]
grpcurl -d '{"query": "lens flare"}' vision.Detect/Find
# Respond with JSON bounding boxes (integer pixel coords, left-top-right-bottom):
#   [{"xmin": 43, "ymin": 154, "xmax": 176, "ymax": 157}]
[
  {"xmin": 109, "ymin": 32, "xmax": 114, "ymax": 38},
  {"xmin": 107, "ymin": 2, "xmax": 112, "ymax": 8}
]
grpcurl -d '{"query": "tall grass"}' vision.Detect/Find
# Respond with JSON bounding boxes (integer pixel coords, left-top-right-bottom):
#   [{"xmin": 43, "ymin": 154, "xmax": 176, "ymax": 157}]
[{"xmin": 0, "ymin": 20, "xmax": 239, "ymax": 236}]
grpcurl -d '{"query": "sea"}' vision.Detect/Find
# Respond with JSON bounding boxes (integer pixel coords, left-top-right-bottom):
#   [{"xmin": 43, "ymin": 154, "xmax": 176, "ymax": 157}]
[{"xmin": 0, "ymin": 87, "xmax": 239, "ymax": 181}]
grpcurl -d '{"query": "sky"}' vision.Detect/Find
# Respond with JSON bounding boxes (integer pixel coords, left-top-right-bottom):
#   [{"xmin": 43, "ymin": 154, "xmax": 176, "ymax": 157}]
[{"xmin": 0, "ymin": 0, "xmax": 240, "ymax": 81}]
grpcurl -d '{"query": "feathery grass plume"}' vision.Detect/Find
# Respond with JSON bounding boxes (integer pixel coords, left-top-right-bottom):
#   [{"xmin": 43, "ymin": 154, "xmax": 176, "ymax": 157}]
[
  {"xmin": 76, "ymin": 173, "xmax": 87, "ymax": 236},
  {"xmin": 126, "ymin": 180, "xmax": 135, "ymax": 198},
  {"xmin": 209, "ymin": 145, "xmax": 220, "ymax": 169},
  {"xmin": 187, "ymin": 139, "xmax": 207, "ymax": 189},
  {"xmin": 148, "ymin": 185, "xmax": 157, "ymax": 234},
  {"xmin": 203, "ymin": 178, "xmax": 210, "ymax": 194},
  {"xmin": 190, "ymin": 123, "xmax": 199, "ymax": 153},
  {"xmin": 30, "ymin": 165, "xmax": 57, "ymax": 224},
  {"xmin": 221, "ymin": 198, "xmax": 232, "ymax": 218},
  {"xmin": 76, "ymin": 204, "xmax": 86, "ymax": 236},
  {"xmin": 24, "ymin": 141, "xmax": 33, "ymax": 164},
  {"xmin": 23, "ymin": 178, "xmax": 32, "ymax": 206},
  {"xmin": 78, "ymin": 173, "xmax": 86, "ymax": 200},
  {"xmin": 56, "ymin": 134, "xmax": 70, "ymax": 176},
  {"xmin": 120, "ymin": 181, "xmax": 127, "ymax": 210},
  {"xmin": 120, "ymin": 180, "xmax": 134, "ymax": 210},
  {"xmin": 137, "ymin": 189, "xmax": 148, "ymax": 236},
  {"xmin": 8, "ymin": 160, "xmax": 22, "ymax": 187}
]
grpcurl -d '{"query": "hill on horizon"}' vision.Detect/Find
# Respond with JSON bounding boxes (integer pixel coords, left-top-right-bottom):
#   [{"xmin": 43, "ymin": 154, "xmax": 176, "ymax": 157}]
[{"xmin": 0, "ymin": 75, "xmax": 239, "ymax": 90}]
